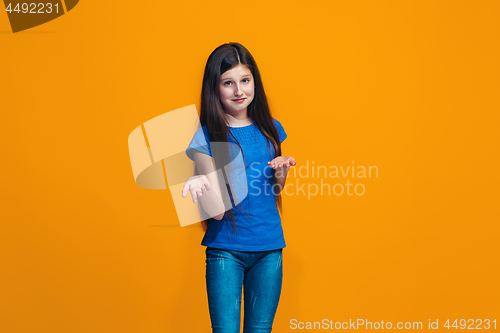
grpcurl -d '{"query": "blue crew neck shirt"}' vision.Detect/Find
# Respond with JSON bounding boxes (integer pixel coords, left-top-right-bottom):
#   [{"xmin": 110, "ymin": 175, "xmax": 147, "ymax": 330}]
[{"xmin": 185, "ymin": 118, "xmax": 287, "ymax": 251}]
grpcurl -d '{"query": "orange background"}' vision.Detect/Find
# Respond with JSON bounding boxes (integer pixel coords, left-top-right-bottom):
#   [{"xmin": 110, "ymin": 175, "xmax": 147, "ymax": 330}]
[{"xmin": 1, "ymin": 1, "xmax": 499, "ymax": 332}]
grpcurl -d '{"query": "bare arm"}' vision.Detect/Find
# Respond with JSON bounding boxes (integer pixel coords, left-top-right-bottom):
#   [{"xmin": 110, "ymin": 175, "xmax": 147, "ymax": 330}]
[
  {"xmin": 182, "ymin": 151, "xmax": 226, "ymax": 220},
  {"xmin": 268, "ymin": 156, "xmax": 296, "ymax": 195},
  {"xmin": 274, "ymin": 166, "xmax": 290, "ymax": 195}
]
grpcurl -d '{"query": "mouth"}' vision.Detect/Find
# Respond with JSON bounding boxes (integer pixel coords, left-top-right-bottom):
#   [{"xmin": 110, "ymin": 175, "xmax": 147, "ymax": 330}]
[{"xmin": 232, "ymin": 98, "xmax": 246, "ymax": 102}]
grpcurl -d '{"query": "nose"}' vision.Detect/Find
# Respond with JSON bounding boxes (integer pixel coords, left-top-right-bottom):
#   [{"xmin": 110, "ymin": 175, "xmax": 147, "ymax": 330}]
[{"xmin": 234, "ymin": 83, "xmax": 243, "ymax": 97}]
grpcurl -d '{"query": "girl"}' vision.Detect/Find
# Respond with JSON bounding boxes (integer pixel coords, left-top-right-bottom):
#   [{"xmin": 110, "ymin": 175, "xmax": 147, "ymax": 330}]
[{"xmin": 182, "ymin": 42, "xmax": 296, "ymax": 333}]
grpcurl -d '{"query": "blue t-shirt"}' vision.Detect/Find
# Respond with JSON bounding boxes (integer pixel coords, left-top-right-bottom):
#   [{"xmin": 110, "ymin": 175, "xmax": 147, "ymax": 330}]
[{"xmin": 185, "ymin": 118, "xmax": 287, "ymax": 251}]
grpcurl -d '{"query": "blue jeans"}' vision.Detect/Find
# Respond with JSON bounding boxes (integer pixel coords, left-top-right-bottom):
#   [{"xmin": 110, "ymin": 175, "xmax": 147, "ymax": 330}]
[{"xmin": 205, "ymin": 247, "xmax": 283, "ymax": 333}]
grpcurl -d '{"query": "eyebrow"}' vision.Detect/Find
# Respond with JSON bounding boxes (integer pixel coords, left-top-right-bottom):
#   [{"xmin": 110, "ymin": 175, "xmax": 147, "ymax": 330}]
[{"xmin": 221, "ymin": 74, "xmax": 252, "ymax": 80}]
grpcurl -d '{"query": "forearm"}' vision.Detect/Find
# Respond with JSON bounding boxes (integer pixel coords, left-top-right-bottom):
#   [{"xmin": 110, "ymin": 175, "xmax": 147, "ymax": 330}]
[
  {"xmin": 198, "ymin": 176, "xmax": 226, "ymax": 220},
  {"xmin": 274, "ymin": 166, "xmax": 290, "ymax": 195}
]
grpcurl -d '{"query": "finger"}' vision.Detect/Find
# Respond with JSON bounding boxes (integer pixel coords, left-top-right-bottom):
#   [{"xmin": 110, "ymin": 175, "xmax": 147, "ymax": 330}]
[
  {"xmin": 201, "ymin": 186, "xmax": 208, "ymax": 195},
  {"xmin": 204, "ymin": 182, "xmax": 211, "ymax": 191},
  {"xmin": 190, "ymin": 189, "xmax": 199, "ymax": 203},
  {"xmin": 197, "ymin": 187, "xmax": 204, "ymax": 196},
  {"xmin": 182, "ymin": 183, "xmax": 191, "ymax": 198}
]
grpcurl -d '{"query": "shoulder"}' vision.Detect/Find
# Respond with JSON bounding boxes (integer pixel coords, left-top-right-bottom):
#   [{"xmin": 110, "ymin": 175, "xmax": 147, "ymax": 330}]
[
  {"xmin": 192, "ymin": 125, "xmax": 210, "ymax": 141},
  {"xmin": 271, "ymin": 118, "xmax": 286, "ymax": 132},
  {"xmin": 186, "ymin": 125, "xmax": 212, "ymax": 160},
  {"xmin": 272, "ymin": 118, "xmax": 283, "ymax": 128},
  {"xmin": 271, "ymin": 118, "xmax": 287, "ymax": 143}
]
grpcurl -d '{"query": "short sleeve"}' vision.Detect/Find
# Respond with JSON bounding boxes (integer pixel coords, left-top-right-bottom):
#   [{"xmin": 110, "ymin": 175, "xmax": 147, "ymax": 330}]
[
  {"xmin": 272, "ymin": 118, "xmax": 287, "ymax": 144},
  {"xmin": 185, "ymin": 126, "xmax": 212, "ymax": 161}
]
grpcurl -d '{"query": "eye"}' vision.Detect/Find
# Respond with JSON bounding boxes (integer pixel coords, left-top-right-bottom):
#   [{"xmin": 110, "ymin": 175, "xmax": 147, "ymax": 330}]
[
  {"xmin": 224, "ymin": 81, "xmax": 232, "ymax": 86},
  {"xmin": 242, "ymin": 78, "xmax": 250, "ymax": 83}
]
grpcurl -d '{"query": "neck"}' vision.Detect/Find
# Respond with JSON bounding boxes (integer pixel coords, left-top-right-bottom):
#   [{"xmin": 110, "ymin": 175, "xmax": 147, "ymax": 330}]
[{"xmin": 224, "ymin": 110, "xmax": 251, "ymax": 127}]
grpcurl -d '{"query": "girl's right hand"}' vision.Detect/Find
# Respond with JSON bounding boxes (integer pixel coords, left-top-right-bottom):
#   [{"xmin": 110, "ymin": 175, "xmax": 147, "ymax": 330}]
[{"xmin": 181, "ymin": 175, "xmax": 211, "ymax": 203}]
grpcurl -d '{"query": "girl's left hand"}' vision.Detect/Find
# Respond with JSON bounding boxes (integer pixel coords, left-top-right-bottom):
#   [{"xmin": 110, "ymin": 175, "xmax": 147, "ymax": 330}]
[{"xmin": 268, "ymin": 156, "xmax": 296, "ymax": 169}]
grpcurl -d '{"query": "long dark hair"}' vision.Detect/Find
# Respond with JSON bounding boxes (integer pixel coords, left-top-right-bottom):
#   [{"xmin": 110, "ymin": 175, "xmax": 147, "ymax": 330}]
[{"xmin": 198, "ymin": 42, "xmax": 283, "ymax": 234}]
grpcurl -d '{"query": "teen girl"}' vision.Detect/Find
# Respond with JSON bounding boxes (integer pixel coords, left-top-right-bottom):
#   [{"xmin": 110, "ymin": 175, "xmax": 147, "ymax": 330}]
[{"xmin": 182, "ymin": 42, "xmax": 296, "ymax": 333}]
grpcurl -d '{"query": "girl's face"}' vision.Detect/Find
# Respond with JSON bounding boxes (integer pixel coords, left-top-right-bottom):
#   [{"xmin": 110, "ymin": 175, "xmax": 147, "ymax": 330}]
[{"xmin": 218, "ymin": 64, "xmax": 255, "ymax": 117}]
